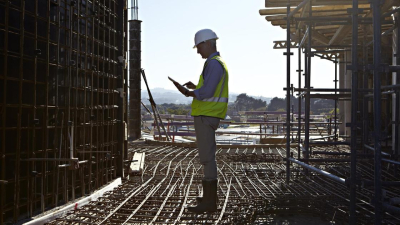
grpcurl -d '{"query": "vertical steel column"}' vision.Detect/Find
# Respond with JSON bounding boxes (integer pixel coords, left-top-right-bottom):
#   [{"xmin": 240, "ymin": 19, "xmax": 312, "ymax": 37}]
[
  {"xmin": 395, "ymin": 15, "xmax": 400, "ymax": 163},
  {"xmin": 285, "ymin": 5, "xmax": 291, "ymax": 183},
  {"xmin": 128, "ymin": 19, "xmax": 142, "ymax": 141},
  {"xmin": 350, "ymin": 1, "xmax": 359, "ymax": 223},
  {"xmin": 334, "ymin": 56, "xmax": 338, "ymax": 139},
  {"xmin": 297, "ymin": 40, "xmax": 302, "ymax": 160},
  {"xmin": 363, "ymin": 25, "xmax": 368, "ymax": 154},
  {"xmin": 116, "ymin": 0, "xmax": 126, "ymax": 177},
  {"xmin": 385, "ymin": 72, "xmax": 390, "ymax": 148},
  {"xmin": 372, "ymin": 0, "xmax": 382, "ymax": 223},
  {"xmin": 304, "ymin": 2, "xmax": 312, "ymax": 163}
]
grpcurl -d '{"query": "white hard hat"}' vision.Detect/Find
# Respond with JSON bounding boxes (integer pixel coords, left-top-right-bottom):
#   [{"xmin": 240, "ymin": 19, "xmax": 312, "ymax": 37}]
[{"xmin": 193, "ymin": 29, "xmax": 218, "ymax": 48}]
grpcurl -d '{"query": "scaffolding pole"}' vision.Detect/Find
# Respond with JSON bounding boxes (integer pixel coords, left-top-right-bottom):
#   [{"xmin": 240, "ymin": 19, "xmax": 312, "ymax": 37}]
[{"xmin": 285, "ymin": 4, "xmax": 292, "ymax": 183}]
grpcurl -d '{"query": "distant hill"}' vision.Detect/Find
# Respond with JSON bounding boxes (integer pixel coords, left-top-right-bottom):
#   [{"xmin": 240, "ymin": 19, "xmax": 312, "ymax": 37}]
[
  {"xmin": 140, "ymin": 88, "xmax": 272, "ymax": 105},
  {"xmin": 141, "ymin": 88, "xmax": 191, "ymax": 104}
]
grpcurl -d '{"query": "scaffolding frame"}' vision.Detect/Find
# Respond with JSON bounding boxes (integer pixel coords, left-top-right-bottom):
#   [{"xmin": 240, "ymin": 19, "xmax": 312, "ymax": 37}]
[{"xmin": 261, "ymin": 0, "xmax": 400, "ymax": 223}]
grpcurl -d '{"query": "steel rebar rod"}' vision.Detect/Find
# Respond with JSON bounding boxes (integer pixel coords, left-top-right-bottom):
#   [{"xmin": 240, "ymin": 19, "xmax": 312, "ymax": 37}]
[{"xmin": 372, "ymin": 1, "xmax": 383, "ymax": 222}]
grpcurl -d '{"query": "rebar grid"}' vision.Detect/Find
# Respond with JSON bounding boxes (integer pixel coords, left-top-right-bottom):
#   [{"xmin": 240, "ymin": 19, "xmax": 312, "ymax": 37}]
[
  {"xmin": 0, "ymin": 0, "xmax": 127, "ymax": 223},
  {"xmin": 43, "ymin": 143, "xmax": 400, "ymax": 224}
]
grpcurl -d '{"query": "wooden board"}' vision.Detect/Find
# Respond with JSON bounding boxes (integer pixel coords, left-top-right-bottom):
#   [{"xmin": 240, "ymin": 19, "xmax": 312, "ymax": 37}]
[{"xmin": 130, "ymin": 152, "xmax": 145, "ymax": 173}]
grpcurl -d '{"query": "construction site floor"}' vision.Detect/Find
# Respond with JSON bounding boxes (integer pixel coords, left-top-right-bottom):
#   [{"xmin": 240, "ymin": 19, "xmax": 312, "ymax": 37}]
[{"xmin": 42, "ymin": 141, "xmax": 400, "ymax": 224}]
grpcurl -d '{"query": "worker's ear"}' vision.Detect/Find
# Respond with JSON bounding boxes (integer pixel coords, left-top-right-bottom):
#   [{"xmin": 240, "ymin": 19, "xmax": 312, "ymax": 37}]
[{"xmin": 206, "ymin": 41, "xmax": 211, "ymax": 49}]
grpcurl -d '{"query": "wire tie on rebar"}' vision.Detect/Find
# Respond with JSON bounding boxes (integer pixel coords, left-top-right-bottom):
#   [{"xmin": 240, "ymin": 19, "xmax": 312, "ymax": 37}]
[{"xmin": 35, "ymin": 49, "xmax": 41, "ymax": 56}]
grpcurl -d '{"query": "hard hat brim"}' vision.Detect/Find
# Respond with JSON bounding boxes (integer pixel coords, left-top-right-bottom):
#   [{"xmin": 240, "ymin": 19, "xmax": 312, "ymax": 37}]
[{"xmin": 193, "ymin": 38, "xmax": 219, "ymax": 49}]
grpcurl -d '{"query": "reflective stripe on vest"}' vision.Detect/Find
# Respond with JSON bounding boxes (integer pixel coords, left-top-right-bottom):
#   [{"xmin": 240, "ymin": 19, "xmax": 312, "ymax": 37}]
[{"xmin": 201, "ymin": 96, "xmax": 228, "ymax": 103}]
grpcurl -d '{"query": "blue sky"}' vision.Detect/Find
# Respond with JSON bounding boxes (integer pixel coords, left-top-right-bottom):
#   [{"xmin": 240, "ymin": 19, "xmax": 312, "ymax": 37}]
[{"xmin": 130, "ymin": 0, "xmax": 336, "ymax": 98}]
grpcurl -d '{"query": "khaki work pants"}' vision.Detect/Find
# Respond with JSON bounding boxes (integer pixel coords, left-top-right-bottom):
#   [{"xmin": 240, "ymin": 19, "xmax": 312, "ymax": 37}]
[{"xmin": 194, "ymin": 116, "xmax": 220, "ymax": 180}]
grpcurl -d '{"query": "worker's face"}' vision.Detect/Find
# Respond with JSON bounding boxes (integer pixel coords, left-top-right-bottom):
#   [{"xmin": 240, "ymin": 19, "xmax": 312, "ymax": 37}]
[{"xmin": 196, "ymin": 42, "xmax": 209, "ymax": 59}]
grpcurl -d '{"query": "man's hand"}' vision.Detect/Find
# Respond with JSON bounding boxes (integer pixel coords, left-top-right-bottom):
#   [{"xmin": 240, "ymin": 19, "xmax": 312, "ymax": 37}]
[
  {"xmin": 172, "ymin": 81, "xmax": 189, "ymax": 96},
  {"xmin": 183, "ymin": 81, "xmax": 196, "ymax": 89}
]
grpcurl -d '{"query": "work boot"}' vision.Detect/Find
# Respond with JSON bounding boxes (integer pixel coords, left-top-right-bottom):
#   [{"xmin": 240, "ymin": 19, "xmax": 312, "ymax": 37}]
[
  {"xmin": 188, "ymin": 179, "xmax": 218, "ymax": 213},
  {"xmin": 196, "ymin": 193, "xmax": 218, "ymax": 203},
  {"xmin": 194, "ymin": 179, "xmax": 207, "ymax": 204}
]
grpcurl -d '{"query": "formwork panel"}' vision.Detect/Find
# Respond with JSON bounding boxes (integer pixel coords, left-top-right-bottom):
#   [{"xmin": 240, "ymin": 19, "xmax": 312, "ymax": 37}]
[{"xmin": 0, "ymin": 0, "xmax": 126, "ymax": 223}]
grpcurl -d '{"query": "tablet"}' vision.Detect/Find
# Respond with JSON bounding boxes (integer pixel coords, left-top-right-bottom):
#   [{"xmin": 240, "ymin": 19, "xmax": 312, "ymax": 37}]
[{"xmin": 168, "ymin": 76, "xmax": 179, "ymax": 84}]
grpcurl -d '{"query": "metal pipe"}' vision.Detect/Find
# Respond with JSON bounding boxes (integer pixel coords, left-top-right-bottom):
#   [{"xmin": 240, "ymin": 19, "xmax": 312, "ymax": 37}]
[
  {"xmin": 362, "ymin": 181, "xmax": 400, "ymax": 187},
  {"xmin": 304, "ymin": 2, "xmax": 312, "ymax": 164},
  {"xmin": 288, "ymin": 88, "xmax": 351, "ymax": 92},
  {"xmin": 131, "ymin": 0, "xmax": 139, "ymax": 20},
  {"xmin": 286, "ymin": 5, "xmax": 291, "ymax": 183},
  {"xmin": 287, "ymin": 0, "xmax": 311, "ymax": 18},
  {"xmin": 287, "ymin": 157, "xmax": 346, "ymax": 184},
  {"xmin": 312, "ymin": 151, "xmax": 351, "ymax": 156},
  {"xmin": 364, "ymin": 144, "xmax": 391, "ymax": 156},
  {"xmin": 383, "ymin": 203, "xmax": 400, "ymax": 215},
  {"xmin": 381, "ymin": 6, "xmax": 400, "ymax": 18},
  {"xmin": 298, "ymin": 91, "xmax": 307, "ymax": 97},
  {"xmin": 334, "ymin": 55, "xmax": 338, "ymax": 139},
  {"xmin": 363, "ymin": 24, "xmax": 368, "ymax": 155},
  {"xmin": 298, "ymin": 33, "xmax": 302, "ymax": 160},
  {"xmin": 395, "ymin": 15, "xmax": 400, "ymax": 172},
  {"xmin": 382, "ymin": 158, "xmax": 400, "ymax": 166},
  {"xmin": 299, "ymin": 27, "xmax": 309, "ymax": 48},
  {"xmin": 349, "ymin": 1, "xmax": 359, "ymax": 223},
  {"xmin": 382, "ymin": 84, "xmax": 400, "ymax": 90}
]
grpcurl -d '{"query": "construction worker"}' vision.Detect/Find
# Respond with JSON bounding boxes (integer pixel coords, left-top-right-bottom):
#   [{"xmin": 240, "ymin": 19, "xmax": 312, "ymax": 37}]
[{"xmin": 171, "ymin": 28, "xmax": 229, "ymax": 213}]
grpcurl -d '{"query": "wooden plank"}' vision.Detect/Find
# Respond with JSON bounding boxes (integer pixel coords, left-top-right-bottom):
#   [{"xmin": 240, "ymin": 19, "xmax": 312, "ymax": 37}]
[
  {"xmin": 130, "ymin": 152, "xmax": 145, "ymax": 173},
  {"xmin": 140, "ymin": 153, "xmax": 145, "ymax": 172},
  {"xmin": 24, "ymin": 178, "xmax": 122, "ymax": 225},
  {"xmin": 328, "ymin": 25, "xmax": 352, "ymax": 45},
  {"xmin": 266, "ymin": 11, "xmax": 363, "ymax": 22},
  {"xmin": 313, "ymin": 30, "xmax": 330, "ymax": 45},
  {"xmin": 259, "ymin": 4, "xmax": 370, "ymax": 16},
  {"xmin": 265, "ymin": 0, "xmax": 369, "ymax": 8}
]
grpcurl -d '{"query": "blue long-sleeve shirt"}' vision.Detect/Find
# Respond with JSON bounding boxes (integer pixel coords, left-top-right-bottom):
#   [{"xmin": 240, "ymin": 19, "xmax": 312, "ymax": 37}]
[{"xmin": 193, "ymin": 52, "xmax": 224, "ymax": 100}]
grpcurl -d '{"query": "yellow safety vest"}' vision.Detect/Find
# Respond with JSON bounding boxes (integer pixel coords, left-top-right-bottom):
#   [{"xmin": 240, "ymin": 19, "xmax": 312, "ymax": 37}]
[{"xmin": 191, "ymin": 55, "xmax": 229, "ymax": 119}]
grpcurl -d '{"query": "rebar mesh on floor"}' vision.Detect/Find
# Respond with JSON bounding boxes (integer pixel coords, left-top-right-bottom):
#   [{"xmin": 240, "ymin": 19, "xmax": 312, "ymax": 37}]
[{"xmin": 45, "ymin": 143, "xmax": 400, "ymax": 224}]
